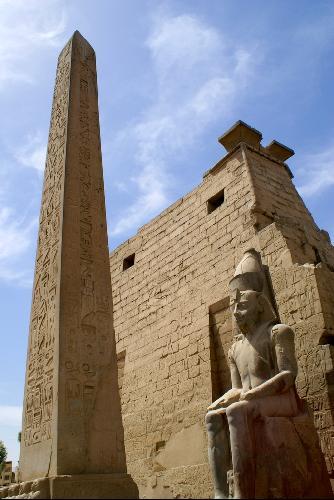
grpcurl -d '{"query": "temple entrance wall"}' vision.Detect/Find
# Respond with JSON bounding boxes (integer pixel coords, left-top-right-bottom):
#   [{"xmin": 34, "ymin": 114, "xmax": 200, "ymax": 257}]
[{"xmin": 110, "ymin": 124, "xmax": 334, "ymax": 498}]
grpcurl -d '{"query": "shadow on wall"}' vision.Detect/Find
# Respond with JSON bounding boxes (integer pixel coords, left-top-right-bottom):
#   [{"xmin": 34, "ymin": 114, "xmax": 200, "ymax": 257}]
[{"xmin": 209, "ymin": 297, "xmax": 233, "ymax": 401}]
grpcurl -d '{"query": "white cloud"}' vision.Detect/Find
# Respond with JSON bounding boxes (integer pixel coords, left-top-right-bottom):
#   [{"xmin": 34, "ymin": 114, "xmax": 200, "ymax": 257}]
[
  {"xmin": 0, "ymin": 0, "xmax": 67, "ymax": 87},
  {"xmin": 0, "ymin": 406, "xmax": 22, "ymax": 427},
  {"xmin": 0, "ymin": 208, "xmax": 34, "ymax": 260},
  {"xmin": 0, "ymin": 204, "xmax": 36, "ymax": 287},
  {"xmin": 112, "ymin": 165, "xmax": 168, "ymax": 235},
  {"xmin": 146, "ymin": 13, "xmax": 222, "ymax": 85},
  {"xmin": 15, "ymin": 132, "xmax": 46, "ymax": 173},
  {"xmin": 111, "ymin": 12, "xmax": 258, "ymax": 236},
  {"xmin": 296, "ymin": 145, "xmax": 334, "ymax": 197}
]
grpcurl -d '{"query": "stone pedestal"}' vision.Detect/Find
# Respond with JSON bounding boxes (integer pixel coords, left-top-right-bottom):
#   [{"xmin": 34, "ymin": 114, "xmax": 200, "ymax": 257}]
[
  {"xmin": 0, "ymin": 475, "xmax": 138, "ymax": 499},
  {"xmin": 50, "ymin": 474, "xmax": 138, "ymax": 499},
  {"xmin": 18, "ymin": 30, "xmax": 138, "ymax": 499},
  {"xmin": 227, "ymin": 409, "xmax": 333, "ymax": 498}
]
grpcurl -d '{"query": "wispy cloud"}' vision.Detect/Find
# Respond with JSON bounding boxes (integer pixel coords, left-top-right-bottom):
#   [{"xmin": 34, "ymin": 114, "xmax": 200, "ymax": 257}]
[
  {"xmin": 111, "ymin": 12, "xmax": 260, "ymax": 236},
  {"xmin": 296, "ymin": 144, "xmax": 334, "ymax": 197},
  {"xmin": 15, "ymin": 132, "xmax": 46, "ymax": 173},
  {"xmin": 0, "ymin": 0, "xmax": 67, "ymax": 87},
  {"xmin": 0, "ymin": 204, "xmax": 37, "ymax": 287},
  {"xmin": 147, "ymin": 13, "xmax": 222, "ymax": 87},
  {"xmin": 0, "ymin": 406, "xmax": 22, "ymax": 427}
]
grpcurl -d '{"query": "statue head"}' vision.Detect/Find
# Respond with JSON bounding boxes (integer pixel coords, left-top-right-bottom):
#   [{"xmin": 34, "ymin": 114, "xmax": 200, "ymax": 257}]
[
  {"xmin": 229, "ymin": 249, "xmax": 276, "ymax": 334},
  {"xmin": 230, "ymin": 289, "xmax": 275, "ymax": 333}
]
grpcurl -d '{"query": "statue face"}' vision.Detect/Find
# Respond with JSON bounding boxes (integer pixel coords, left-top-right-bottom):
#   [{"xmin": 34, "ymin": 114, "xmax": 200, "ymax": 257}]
[{"xmin": 230, "ymin": 290, "xmax": 259, "ymax": 330}]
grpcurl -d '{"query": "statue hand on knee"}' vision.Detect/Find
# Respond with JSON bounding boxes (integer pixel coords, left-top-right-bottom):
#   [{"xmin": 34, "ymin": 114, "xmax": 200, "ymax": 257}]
[{"xmin": 207, "ymin": 388, "xmax": 242, "ymax": 411}]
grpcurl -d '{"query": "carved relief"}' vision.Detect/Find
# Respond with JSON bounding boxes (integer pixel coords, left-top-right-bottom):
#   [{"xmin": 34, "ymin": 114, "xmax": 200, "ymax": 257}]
[
  {"xmin": 23, "ymin": 35, "xmax": 117, "ymax": 459},
  {"xmin": 23, "ymin": 42, "xmax": 71, "ymax": 447},
  {"xmin": 59, "ymin": 41, "xmax": 111, "ymax": 426}
]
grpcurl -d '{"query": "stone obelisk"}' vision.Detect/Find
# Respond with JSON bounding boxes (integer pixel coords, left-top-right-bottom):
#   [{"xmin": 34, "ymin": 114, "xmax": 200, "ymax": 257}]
[{"xmin": 19, "ymin": 31, "xmax": 138, "ymax": 499}]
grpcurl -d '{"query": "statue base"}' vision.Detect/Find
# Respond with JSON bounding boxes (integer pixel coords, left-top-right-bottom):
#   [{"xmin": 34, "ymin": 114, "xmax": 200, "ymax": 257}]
[
  {"xmin": 0, "ymin": 473, "xmax": 138, "ymax": 499},
  {"xmin": 225, "ymin": 410, "xmax": 333, "ymax": 499},
  {"xmin": 253, "ymin": 412, "xmax": 332, "ymax": 498}
]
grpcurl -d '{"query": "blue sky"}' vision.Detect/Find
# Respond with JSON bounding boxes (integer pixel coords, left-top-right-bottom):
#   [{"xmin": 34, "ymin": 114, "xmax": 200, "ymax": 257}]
[{"xmin": 1, "ymin": 0, "xmax": 334, "ymax": 466}]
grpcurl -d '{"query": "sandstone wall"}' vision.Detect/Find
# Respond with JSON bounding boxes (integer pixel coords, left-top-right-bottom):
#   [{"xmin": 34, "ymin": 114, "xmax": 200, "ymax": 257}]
[{"xmin": 109, "ymin": 137, "xmax": 334, "ymax": 498}]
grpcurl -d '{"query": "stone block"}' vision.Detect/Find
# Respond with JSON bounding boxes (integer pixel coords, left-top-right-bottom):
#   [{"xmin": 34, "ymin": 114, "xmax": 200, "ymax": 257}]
[
  {"xmin": 50, "ymin": 474, "xmax": 138, "ymax": 499},
  {"xmin": 264, "ymin": 139, "xmax": 295, "ymax": 162},
  {"xmin": 218, "ymin": 120, "xmax": 262, "ymax": 151},
  {"xmin": 0, "ymin": 475, "xmax": 138, "ymax": 499}
]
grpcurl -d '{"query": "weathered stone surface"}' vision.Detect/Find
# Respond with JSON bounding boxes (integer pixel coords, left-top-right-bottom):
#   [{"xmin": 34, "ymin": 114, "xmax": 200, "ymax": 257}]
[
  {"xmin": 0, "ymin": 475, "xmax": 138, "ymax": 499},
  {"xmin": 252, "ymin": 412, "xmax": 331, "ymax": 498},
  {"xmin": 218, "ymin": 120, "xmax": 262, "ymax": 151},
  {"xmin": 0, "ymin": 487, "xmax": 8, "ymax": 499},
  {"xmin": 264, "ymin": 139, "xmax": 294, "ymax": 162},
  {"xmin": 109, "ymin": 122, "xmax": 334, "ymax": 497},
  {"xmin": 19, "ymin": 31, "xmax": 137, "ymax": 498},
  {"xmin": 49, "ymin": 474, "xmax": 138, "ymax": 499}
]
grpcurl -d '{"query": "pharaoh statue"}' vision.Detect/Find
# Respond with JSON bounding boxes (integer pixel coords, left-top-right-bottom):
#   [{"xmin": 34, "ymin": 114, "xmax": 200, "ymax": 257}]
[{"xmin": 205, "ymin": 249, "xmax": 332, "ymax": 499}]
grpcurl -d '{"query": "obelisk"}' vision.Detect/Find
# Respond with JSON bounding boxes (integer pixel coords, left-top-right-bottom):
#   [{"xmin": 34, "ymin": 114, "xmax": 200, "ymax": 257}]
[{"xmin": 19, "ymin": 32, "xmax": 138, "ymax": 499}]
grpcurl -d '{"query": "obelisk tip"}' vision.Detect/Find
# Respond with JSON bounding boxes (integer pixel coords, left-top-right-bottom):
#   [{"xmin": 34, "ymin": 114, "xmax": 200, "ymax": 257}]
[{"xmin": 71, "ymin": 30, "xmax": 95, "ymax": 52}]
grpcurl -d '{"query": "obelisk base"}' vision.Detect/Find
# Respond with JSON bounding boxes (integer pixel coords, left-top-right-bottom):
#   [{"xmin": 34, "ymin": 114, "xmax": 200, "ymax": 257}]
[{"xmin": 1, "ymin": 474, "xmax": 138, "ymax": 499}]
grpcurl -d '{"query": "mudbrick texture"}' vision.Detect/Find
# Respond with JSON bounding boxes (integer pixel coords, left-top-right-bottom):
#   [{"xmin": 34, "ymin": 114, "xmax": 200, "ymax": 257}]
[{"xmin": 110, "ymin": 125, "xmax": 334, "ymax": 498}]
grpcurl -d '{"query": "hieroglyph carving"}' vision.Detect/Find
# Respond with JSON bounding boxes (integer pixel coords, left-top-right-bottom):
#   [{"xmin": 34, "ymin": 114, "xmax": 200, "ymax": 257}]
[
  {"xmin": 23, "ymin": 43, "xmax": 71, "ymax": 447},
  {"xmin": 62, "ymin": 55, "xmax": 97, "ymax": 422},
  {"xmin": 60, "ymin": 42, "xmax": 112, "ymax": 430}
]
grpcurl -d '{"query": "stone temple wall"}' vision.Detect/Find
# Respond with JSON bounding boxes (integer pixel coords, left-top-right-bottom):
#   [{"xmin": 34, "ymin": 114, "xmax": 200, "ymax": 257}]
[{"xmin": 109, "ymin": 123, "xmax": 334, "ymax": 498}]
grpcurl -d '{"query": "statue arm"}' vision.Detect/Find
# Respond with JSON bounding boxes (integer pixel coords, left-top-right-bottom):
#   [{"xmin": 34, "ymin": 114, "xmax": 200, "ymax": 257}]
[
  {"xmin": 207, "ymin": 345, "xmax": 242, "ymax": 410},
  {"xmin": 273, "ymin": 323, "xmax": 298, "ymax": 376},
  {"xmin": 230, "ymin": 352, "xmax": 243, "ymax": 390},
  {"xmin": 241, "ymin": 324, "xmax": 297, "ymax": 400}
]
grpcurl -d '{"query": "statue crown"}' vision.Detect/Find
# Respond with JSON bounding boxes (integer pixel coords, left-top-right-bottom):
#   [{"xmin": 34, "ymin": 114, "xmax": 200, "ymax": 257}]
[{"xmin": 229, "ymin": 249, "xmax": 264, "ymax": 293}]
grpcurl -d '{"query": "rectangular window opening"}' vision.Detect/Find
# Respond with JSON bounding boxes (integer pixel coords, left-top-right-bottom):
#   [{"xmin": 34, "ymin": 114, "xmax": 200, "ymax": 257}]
[
  {"xmin": 123, "ymin": 253, "xmax": 135, "ymax": 271},
  {"xmin": 207, "ymin": 188, "xmax": 225, "ymax": 214}
]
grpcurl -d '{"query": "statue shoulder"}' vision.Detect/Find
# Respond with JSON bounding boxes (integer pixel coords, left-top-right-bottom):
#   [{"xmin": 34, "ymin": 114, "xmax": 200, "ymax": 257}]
[
  {"xmin": 270, "ymin": 323, "xmax": 298, "ymax": 375},
  {"xmin": 228, "ymin": 334, "xmax": 243, "ymax": 361},
  {"xmin": 270, "ymin": 323, "xmax": 295, "ymax": 344}
]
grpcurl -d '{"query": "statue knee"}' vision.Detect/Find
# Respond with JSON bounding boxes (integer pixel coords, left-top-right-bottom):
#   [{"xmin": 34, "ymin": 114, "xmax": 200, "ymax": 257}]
[
  {"xmin": 205, "ymin": 411, "xmax": 223, "ymax": 430},
  {"xmin": 226, "ymin": 401, "xmax": 249, "ymax": 424}
]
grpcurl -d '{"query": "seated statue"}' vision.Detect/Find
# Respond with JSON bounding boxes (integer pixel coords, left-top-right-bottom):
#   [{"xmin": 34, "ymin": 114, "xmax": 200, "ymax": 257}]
[{"xmin": 205, "ymin": 250, "xmax": 332, "ymax": 499}]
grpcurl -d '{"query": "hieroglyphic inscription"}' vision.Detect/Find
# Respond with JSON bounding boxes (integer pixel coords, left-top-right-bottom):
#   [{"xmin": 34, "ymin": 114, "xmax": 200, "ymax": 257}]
[
  {"xmin": 23, "ymin": 42, "xmax": 71, "ymax": 447},
  {"xmin": 296, "ymin": 339, "xmax": 334, "ymax": 472},
  {"xmin": 20, "ymin": 31, "xmax": 128, "ymax": 481},
  {"xmin": 61, "ymin": 41, "xmax": 114, "ymax": 433},
  {"xmin": 63, "ymin": 52, "xmax": 96, "ymax": 421},
  {"xmin": 61, "ymin": 43, "xmax": 111, "ymax": 426}
]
